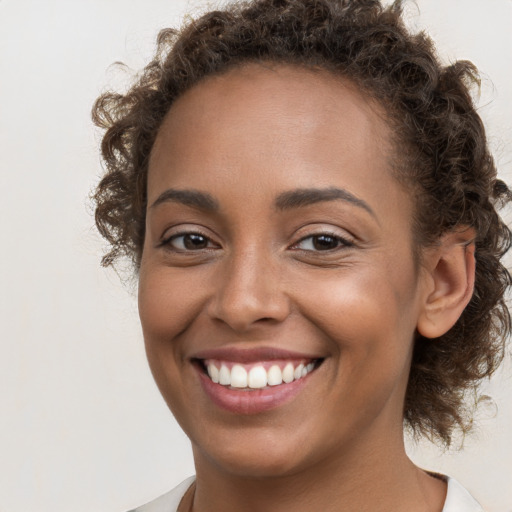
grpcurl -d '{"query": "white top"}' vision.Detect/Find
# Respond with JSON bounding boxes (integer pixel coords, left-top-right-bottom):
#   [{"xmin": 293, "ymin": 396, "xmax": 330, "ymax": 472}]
[{"xmin": 128, "ymin": 475, "xmax": 484, "ymax": 512}]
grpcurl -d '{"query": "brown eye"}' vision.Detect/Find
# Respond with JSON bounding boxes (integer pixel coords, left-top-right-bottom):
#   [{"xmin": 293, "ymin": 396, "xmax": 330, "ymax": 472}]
[
  {"xmin": 183, "ymin": 234, "xmax": 209, "ymax": 249},
  {"xmin": 311, "ymin": 235, "xmax": 340, "ymax": 250},
  {"xmin": 294, "ymin": 233, "xmax": 352, "ymax": 252},
  {"xmin": 165, "ymin": 233, "xmax": 214, "ymax": 251}
]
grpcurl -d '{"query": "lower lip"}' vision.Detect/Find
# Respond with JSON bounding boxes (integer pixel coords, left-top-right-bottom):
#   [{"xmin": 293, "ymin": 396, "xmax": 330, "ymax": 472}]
[{"xmin": 197, "ymin": 367, "xmax": 310, "ymax": 415}]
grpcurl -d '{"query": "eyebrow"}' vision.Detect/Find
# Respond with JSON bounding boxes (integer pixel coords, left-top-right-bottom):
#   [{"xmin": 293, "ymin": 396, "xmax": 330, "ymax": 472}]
[
  {"xmin": 150, "ymin": 189, "xmax": 219, "ymax": 211},
  {"xmin": 150, "ymin": 186, "xmax": 375, "ymax": 218},
  {"xmin": 274, "ymin": 187, "xmax": 375, "ymax": 217}
]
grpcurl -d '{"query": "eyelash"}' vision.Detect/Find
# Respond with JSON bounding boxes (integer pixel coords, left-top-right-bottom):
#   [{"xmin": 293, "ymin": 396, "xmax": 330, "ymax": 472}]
[{"xmin": 160, "ymin": 230, "xmax": 354, "ymax": 253}]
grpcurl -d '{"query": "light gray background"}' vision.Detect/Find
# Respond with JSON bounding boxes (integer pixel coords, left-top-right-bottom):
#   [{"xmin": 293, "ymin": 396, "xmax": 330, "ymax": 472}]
[{"xmin": 0, "ymin": 1, "xmax": 511, "ymax": 511}]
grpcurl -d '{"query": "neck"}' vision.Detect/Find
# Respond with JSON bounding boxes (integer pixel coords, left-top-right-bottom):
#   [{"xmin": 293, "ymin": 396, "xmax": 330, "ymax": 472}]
[{"xmin": 190, "ymin": 427, "xmax": 446, "ymax": 512}]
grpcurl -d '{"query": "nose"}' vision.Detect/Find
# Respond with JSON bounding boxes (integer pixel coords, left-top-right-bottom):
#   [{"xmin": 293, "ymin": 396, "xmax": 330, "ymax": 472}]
[{"xmin": 207, "ymin": 246, "xmax": 291, "ymax": 332}]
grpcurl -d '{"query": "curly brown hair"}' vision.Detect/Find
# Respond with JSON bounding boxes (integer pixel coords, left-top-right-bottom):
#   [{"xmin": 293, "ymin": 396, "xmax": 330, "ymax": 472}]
[{"xmin": 92, "ymin": 0, "xmax": 511, "ymax": 445}]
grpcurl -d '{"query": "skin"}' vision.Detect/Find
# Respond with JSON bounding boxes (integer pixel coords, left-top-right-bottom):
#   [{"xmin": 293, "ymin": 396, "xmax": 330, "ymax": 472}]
[{"xmin": 138, "ymin": 64, "xmax": 474, "ymax": 511}]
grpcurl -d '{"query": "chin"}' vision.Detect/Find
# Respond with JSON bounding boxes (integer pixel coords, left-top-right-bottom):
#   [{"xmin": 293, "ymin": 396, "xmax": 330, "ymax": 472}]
[{"xmin": 191, "ymin": 426, "xmax": 317, "ymax": 479}]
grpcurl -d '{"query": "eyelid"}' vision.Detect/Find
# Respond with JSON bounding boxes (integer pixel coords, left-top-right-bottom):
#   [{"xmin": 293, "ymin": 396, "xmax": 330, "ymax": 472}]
[{"xmin": 290, "ymin": 222, "xmax": 355, "ymax": 244}]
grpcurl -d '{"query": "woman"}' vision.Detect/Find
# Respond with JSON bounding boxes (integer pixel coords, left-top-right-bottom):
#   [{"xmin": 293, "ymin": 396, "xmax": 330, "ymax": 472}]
[{"xmin": 92, "ymin": 0, "xmax": 511, "ymax": 510}]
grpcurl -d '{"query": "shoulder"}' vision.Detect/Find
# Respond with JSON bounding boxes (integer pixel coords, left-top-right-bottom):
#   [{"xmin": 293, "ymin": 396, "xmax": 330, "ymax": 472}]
[
  {"xmin": 127, "ymin": 476, "xmax": 195, "ymax": 512},
  {"xmin": 442, "ymin": 476, "xmax": 484, "ymax": 512}
]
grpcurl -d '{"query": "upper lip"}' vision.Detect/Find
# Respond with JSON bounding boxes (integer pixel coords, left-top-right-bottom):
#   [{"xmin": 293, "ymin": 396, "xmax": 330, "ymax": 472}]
[{"xmin": 191, "ymin": 346, "xmax": 324, "ymax": 363}]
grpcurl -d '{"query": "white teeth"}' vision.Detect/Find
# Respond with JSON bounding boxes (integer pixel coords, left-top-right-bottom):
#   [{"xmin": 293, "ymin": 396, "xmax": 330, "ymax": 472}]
[
  {"xmin": 267, "ymin": 365, "xmax": 283, "ymax": 386},
  {"xmin": 207, "ymin": 363, "xmax": 219, "ymax": 383},
  {"xmin": 230, "ymin": 365, "xmax": 248, "ymax": 388},
  {"xmin": 282, "ymin": 363, "xmax": 294, "ymax": 383},
  {"xmin": 248, "ymin": 366, "xmax": 268, "ymax": 389},
  {"xmin": 219, "ymin": 364, "xmax": 231, "ymax": 385},
  {"xmin": 294, "ymin": 363, "xmax": 304, "ymax": 380},
  {"xmin": 205, "ymin": 360, "xmax": 318, "ymax": 388}
]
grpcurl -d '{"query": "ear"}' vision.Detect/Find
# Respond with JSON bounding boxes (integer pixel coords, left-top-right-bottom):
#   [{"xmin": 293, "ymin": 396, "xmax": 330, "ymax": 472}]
[{"xmin": 416, "ymin": 228, "xmax": 476, "ymax": 339}]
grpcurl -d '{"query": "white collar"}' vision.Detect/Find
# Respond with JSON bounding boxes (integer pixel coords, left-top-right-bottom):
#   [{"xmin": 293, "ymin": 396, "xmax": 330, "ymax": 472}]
[
  {"xmin": 442, "ymin": 476, "xmax": 484, "ymax": 512},
  {"xmin": 130, "ymin": 474, "xmax": 484, "ymax": 511}
]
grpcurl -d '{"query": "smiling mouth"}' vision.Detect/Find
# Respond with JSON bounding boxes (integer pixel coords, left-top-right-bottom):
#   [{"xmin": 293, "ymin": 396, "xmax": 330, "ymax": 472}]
[{"xmin": 196, "ymin": 358, "xmax": 323, "ymax": 390}]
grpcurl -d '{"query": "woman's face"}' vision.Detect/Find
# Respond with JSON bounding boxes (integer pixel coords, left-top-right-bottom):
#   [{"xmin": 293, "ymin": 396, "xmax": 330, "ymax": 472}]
[{"xmin": 139, "ymin": 64, "xmax": 430, "ymax": 477}]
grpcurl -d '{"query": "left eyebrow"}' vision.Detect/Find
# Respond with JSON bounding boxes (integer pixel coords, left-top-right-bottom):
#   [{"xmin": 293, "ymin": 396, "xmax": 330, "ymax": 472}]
[
  {"xmin": 274, "ymin": 187, "xmax": 376, "ymax": 218},
  {"xmin": 149, "ymin": 188, "xmax": 219, "ymax": 212}
]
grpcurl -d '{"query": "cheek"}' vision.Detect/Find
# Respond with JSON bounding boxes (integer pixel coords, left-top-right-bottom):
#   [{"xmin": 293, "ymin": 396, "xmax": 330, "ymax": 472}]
[
  {"xmin": 294, "ymin": 261, "xmax": 420, "ymax": 377},
  {"xmin": 138, "ymin": 264, "xmax": 206, "ymax": 343},
  {"xmin": 295, "ymin": 267, "xmax": 419, "ymax": 431},
  {"xmin": 299, "ymin": 266, "xmax": 415, "ymax": 334},
  {"xmin": 137, "ymin": 265, "xmax": 206, "ymax": 401}
]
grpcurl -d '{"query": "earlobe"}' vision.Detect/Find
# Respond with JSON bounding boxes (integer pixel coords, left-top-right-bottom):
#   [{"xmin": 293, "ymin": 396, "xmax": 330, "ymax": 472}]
[{"xmin": 416, "ymin": 229, "xmax": 476, "ymax": 339}]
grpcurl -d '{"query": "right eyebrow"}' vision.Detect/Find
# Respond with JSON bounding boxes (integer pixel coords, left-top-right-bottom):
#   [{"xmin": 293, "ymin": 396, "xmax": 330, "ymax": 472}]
[{"xmin": 149, "ymin": 189, "xmax": 220, "ymax": 212}]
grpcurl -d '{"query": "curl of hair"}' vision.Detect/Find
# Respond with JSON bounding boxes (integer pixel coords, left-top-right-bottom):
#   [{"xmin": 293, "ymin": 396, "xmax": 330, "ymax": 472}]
[{"xmin": 92, "ymin": 0, "xmax": 511, "ymax": 445}]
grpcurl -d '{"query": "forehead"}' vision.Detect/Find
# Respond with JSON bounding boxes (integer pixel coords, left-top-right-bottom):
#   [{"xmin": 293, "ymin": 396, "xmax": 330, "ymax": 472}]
[
  {"xmin": 166, "ymin": 63, "xmax": 386, "ymax": 125},
  {"xmin": 149, "ymin": 63, "xmax": 392, "ymax": 178}
]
